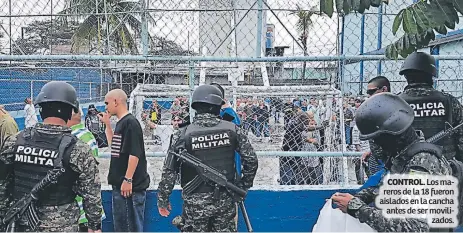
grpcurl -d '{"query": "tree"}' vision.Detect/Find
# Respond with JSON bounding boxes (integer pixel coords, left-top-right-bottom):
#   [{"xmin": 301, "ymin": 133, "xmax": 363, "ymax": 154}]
[
  {"xmin": 12, "ymin": 20, "xmax": 77, "ymax": 55},
  {"xmin": 59, "ymin": 0, "xmax": 156, "ymax": 54},
  {"xmin": 291, "ymin": 5, "xmax": 321, "ymax": 80},
  {"xmin": 11, "ymin": 19, "xmax": 194, "ymax": 57},
  {"xmin": 318, "ymin": 0, "xmax": 463, "ymax": 59},
  {"xmin": 150, "ymin": 36, "xmax": 197, "ymax": 56}
]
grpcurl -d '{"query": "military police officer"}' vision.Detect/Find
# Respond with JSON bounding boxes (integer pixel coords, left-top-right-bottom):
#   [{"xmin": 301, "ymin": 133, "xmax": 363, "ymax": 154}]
[
  {"xmin": 331, "ymin": 92, "xmax": 452, "ymax": 232},
  {"xmin": 157, "ymin": 84, "xmax": 258, "ymax": 232},
  {"xmin": 399, "ymin": 52, "xmax": 463, "ymax": 161},
  {"xmin": 0, "ymin": 81, "xmax": 102, "ymax": 232}
]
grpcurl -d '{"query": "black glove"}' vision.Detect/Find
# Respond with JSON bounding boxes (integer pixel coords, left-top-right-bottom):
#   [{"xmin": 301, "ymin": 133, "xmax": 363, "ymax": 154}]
[
  {"xmin": 221, "ymin": 112, "xmax": 235, "ymax": 122},
  {"xmin": 178, "ymin": 121, "xmax": 190, "ymax": 128}
]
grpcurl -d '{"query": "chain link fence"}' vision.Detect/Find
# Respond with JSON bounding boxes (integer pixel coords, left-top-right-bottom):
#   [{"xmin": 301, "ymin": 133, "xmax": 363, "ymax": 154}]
[{"xmin": 1, "ymin": 0, "xmax": 463, "ymax": 188}]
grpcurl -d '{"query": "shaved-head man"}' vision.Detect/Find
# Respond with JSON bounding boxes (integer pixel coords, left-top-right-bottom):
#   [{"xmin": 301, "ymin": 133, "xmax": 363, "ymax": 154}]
[
  {"xmin": 98, "ymin": 89, "xmax": 150, "ymax": 232},
  {"xmin": 105, "ymin": 89, "xmax": 128, "ymax": 111}
]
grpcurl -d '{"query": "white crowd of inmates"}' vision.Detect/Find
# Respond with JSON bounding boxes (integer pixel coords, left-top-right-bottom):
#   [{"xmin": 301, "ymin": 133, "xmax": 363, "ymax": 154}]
[{"xmin": 18, "ymin": 95, "xmax": 373, "ymax": 186}]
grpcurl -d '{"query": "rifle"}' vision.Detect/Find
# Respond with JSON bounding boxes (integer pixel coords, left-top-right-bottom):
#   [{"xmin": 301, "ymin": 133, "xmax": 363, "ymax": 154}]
[
  {"xmin": 425, "ymin": 121, "xmax": 463, "ymax": 143},
  {"xmin": 2, "ymin": 168, "xmax": 65, "ymax": 232},
  {"xmin": 233, "ymin": 159, "xmax": 253, "ymax": 232},
  {"xmin": 172, "ymin": 150, "xmax": 253, "ymax": 232}
]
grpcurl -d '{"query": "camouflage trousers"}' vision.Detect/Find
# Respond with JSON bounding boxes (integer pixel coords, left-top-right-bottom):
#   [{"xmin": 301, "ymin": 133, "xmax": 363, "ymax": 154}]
[
  {"xmin": 13, "ymin": 202, "xmax": 80, "ymax": 232},
  {"xmin": 181, "ymin": 191, "xmax": 237, "ymax": 232},
  {"xmin": 14, "ymin": 223, "xmax": 79, "ymax": 232}
]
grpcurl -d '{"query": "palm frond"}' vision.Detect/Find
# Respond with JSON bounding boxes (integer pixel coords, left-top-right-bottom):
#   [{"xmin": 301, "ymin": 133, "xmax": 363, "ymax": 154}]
[
  {"xmin": 117, "ymin": 25, "xmax": 138, "ymax": 54},
  {"xmin": 70, "ymin": 15, "xmax": 99, "ymax": 52}
]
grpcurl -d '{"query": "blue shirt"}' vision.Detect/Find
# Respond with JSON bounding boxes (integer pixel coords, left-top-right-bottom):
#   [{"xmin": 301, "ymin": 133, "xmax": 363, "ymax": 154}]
[
  {"xmin": 220, "ymin": 107, "xmax": 241, "ymax": 126},
  {"xmin": 358, "ymin": 169, "xmax": 387, "ymax": 209},
  {"xmin": 220, "ymin": 107, "xmax": 242, "ymax": 175},
  {"xmin": 359, "ymin": 169, "xmax": 386, "ymax": 190}
]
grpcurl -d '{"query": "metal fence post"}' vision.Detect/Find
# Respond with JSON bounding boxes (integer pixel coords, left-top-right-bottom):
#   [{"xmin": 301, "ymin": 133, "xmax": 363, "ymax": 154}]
[
  {"xmin": 30, "ymin": 80, "xmax": 33, "ymax": 100},
  {"xmin": 141, "ymin": 0, "xmax": 149, "ymax": 56},
  {"xmin": 339, "ymin": 57, "xmax": 349, "ymax": 186},
  {"xmin": 256, "ymin": 0, "xmax": 263, "ymax": 58},
  {"xmin": 100, "ymin": 61, "xmax": 104, "ymax": 98},
  {"xmin": 189, "ymin": 60, "xmax": 195, "ymax": 122}
]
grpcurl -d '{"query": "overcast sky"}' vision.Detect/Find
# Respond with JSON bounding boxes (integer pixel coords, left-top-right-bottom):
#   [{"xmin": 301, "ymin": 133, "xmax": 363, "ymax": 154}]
[{"xmin": 0, "ymin": 0, "xmax": 338, "ymax": 57}]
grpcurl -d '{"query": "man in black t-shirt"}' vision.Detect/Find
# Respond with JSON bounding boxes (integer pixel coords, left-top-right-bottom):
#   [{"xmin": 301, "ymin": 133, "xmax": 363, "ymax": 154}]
[{"xmin": 98, "ymin": 89, "xmax": 150, "ymax": 232}]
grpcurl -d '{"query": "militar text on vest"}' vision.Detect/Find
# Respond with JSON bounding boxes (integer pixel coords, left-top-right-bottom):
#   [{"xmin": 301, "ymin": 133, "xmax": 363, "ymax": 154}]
[
  {"xmin": 409, "ymin": 102, "xmax": 446, "ymax": 117},
  {"xmin": 191, "ymin": 132, "xmax": 231, "ymax": 150},
  {"xmin": 14, "ymin": 145, "xmax": 59, "ymax": 166}
]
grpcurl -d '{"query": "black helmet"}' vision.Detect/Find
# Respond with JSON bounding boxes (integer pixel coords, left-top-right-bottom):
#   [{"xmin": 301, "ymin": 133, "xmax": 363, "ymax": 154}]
[
  {"xmin": 355, "ymin": 92, "xmax": 414, "ymax": 140},
  {"xmin": 191, "ymin": 84, "xmax": 224, "ymax": 109},
  {"xmin": 210, "ymin": 83, "xmax": 226, "ymax": 105},
  {"xmin": 34, "ymin": 81, "xmax": 79, "ymax": 111},
  {"xmin": 399, "ymin": 51, "xmax": 437, "ymax": 76}
]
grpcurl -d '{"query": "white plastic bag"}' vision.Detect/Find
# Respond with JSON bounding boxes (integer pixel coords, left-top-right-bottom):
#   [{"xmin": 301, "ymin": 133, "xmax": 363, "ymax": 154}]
[{"xmin": 312, "ymin": 199, "xmax": 377, "ymax": 232}]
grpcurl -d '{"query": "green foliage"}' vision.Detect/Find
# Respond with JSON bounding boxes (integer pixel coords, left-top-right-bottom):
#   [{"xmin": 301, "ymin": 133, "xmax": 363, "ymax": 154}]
[
  {"xmin": 59, "ymin": 0, "xmax": 156, "ymax": 54},
  {"xmin": 319, "ymin": 0, "xmax": 463, "ymax": 59}
]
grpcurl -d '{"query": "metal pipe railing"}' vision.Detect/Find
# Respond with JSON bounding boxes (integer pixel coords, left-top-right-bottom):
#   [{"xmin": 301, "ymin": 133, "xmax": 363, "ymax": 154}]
[
  {"xmin": 1, "ymin": 55, "xmax": 463, "ymax": 62},
  {"xmin": 134, "ymin": 91, "xmax": 342, "ymax": 97},
  {"xmin": 136, "ymin": 84, "xmax": 335, "ymax": 92},
  {"xmin": 98, "ymin": 151, "xmax": 364, "ymax": 158}
]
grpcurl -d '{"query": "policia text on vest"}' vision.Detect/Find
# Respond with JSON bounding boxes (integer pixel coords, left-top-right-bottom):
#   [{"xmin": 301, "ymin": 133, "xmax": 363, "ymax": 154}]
[
  {"xmin": 14, "ymin": 145, "xmax": 58, "ymax": 166},
  {"xmin": 191, "ymin": 132, "xmax": 231, "ymax": 150},
  {"xmin": 410, "ymin": 102, "xmax": 446, "ymax": 117}
]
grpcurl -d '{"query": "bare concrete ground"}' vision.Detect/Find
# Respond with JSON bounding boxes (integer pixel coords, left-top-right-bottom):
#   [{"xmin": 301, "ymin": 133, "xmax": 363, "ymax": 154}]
[
  {"xmin": 98, "ymin": 149, "xmax": 281, "ymax": 189},
  {"xmin": 97, "ymin": 143, "xmax": 359, "ymax": 189}
]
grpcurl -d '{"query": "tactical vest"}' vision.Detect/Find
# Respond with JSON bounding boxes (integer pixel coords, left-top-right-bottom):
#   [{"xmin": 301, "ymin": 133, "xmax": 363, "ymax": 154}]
[
  {"xmin": 12, "ymin": 127, "xmax": 78, "ymax": 206},
  {"xmin": 181, "ymin": 120, "xmax": 238, "ymax": 193},
  {"xmin": 88, "ymin": 115, "xmax": 104, "ymax": 134},
  {"xmin": 391, "ymin": 141, "xmax": 442, "ymax": 174},
  {"xmin": 399, "ymin": 89, "xmax": 456, "ymax": 160},
  {"xmin": 393, "ymin": 141, "xmax": 463, "ymax": 231}
]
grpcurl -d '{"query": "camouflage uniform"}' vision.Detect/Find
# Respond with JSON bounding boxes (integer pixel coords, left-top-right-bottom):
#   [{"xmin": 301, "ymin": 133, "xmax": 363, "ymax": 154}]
[
  {"xmin": 0, "ymin": 124, "xmax": 102, "ymax": 232},
  {"xmin": 367, "ymin": 140, "xmax": 387, "ymax": 173},
  {"xmin": 350, "ymin": 92, "xmax": 453, "ymax": 232},
  {"xmin": 157, "ymin": 113, "xmax": 258, "ymax": 232},
  {"xmin": 400, "ymin": 84, "xmax": 463, "ymax": 161},
  {"xmin": 347, "ymin": 147, "xmax": 452, "ymax": 232}
]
